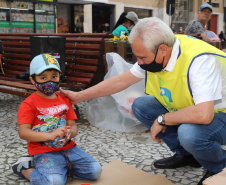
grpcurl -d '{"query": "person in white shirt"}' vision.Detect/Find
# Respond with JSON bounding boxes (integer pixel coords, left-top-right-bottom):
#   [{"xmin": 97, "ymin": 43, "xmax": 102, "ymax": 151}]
[{"xmin": 60, "ymin": 17, "xmax": 226, "ymax": 185}]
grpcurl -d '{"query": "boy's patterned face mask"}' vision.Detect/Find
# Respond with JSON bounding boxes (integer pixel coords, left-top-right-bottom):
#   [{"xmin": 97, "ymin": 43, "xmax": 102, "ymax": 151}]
[{"xmin": 35, "ymin": 81, "xmax": 60, "ymax": 96}]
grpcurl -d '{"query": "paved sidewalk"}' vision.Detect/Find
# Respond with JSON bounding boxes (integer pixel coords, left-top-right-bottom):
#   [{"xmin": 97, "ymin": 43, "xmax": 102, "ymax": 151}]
[{"xmin": 0, "ymin": 93, "xmax": 207, "ymax": 185}]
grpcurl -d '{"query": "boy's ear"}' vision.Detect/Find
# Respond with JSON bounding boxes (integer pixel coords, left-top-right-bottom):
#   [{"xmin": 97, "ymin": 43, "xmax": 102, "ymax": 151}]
[{"xmin": 29, "ymin": 76, "xmax": 35, "ymax": 85}]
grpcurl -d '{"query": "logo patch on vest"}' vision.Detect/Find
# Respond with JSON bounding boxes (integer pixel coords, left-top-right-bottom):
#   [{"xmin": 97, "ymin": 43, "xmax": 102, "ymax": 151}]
[{"xmin": 159, "ymin": 78, "xmax": 173, "ymax": 106}]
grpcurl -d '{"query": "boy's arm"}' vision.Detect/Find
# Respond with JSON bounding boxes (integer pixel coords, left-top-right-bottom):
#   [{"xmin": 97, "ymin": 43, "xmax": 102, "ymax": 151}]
[
  {"xmin": 67, "ymin": 119, "xmax": 78, "ymax": 138},
  {"xmin": 19, "ymin": 124, "xmax": 67, "ymax": 142}
]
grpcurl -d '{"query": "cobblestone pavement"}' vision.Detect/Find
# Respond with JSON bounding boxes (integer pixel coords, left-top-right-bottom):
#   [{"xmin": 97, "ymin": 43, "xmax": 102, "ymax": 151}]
[{"xmin": 0, "ymin": 93, "xmax": 207, "ymax": 185}]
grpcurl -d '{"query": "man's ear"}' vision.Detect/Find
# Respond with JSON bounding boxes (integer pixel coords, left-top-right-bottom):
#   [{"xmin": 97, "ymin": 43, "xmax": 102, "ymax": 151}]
[
  {"xmin": 29, "ymin": 76, "xmax": 35, "ymax": 85},
  {"xmin": 159, "ymin": 44, "xmax": 168, "ymax": 57}
]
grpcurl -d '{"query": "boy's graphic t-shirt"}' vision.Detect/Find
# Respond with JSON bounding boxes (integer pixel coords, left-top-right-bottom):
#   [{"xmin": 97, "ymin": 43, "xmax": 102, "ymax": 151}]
[{"xmin": 18, "ymin": 92, "xmax": 77, "ymax": 156}]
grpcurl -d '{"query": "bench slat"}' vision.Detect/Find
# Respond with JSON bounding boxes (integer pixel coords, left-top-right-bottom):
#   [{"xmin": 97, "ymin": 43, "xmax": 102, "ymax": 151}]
[
  {"xmin": 0, "ymin": 76, "xmax": 31, "ymax": 83},
  {"xmin": 3, "ymin": 64, "xmax": 29, "ymax": 71},
  {"xmin": 0, "ymin": 36, "xmax": 30, "ymax": 41},
  {"xmin": 65, "ymin": 65, "xmax": 97, "ymax": 72},
  {"xmin": 66, "ymin": 43, "xmax": 100, "ymax": 50},
  {"xmin": 66, "ymin": 37, "xmax": 103, "ymax": 42},
  {"xmin": 2, "ymin": 41, "xmax": 30, "ymax": 46},
  {"xmin": 0, "ymin": 87, "xmax": 32, "ymax": 97},
  {"xmin": 2, "ymin": 70, "xmax": 22, "ymax": 75},
  {"xmin": 66, "ymin": 77, "xmax": 92, "ymax": 84},
  {"xmin": 3, "ymin": 53, "xmax": 31, "ymax": 59},
  {"xmin": 60, "ymin": 82, "xmax": 87, "ymax": 89},
  {"xmin": 65, "ymin": 50, "xmax": 100, "ymax": 56},
  {"xmin": 0, "ymin": 80, "xmax": 36, "ymax": 91},
  {"xmin": 3, "ymin": 59, "xmax": 30, "ymax": 66},
  {"xmin": 65, "ymin": 71, "xmax": 94, "ymax": 78},
  {"xmin": 0, "ymin": 33, "xmax": 110, "ymax": 37},
  {"xmin": 66, "ymin": 58, "xmax": 98, "ymax": 65},
  {"xmin": 3, "ymin": 47, "xmax": 31, "ymax": 53}
]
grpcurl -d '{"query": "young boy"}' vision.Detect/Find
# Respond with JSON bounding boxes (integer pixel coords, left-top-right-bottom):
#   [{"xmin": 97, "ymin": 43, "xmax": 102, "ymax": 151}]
[{"xmin": 12, "ymin": 54, "xmax": 102, "ymax": 184}]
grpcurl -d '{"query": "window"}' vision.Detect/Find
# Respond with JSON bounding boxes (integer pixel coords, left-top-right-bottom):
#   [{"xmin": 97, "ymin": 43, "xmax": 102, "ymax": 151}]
[
  {"xmin": 0, "ymin": 0, "xmax": 10, "ymax": 33},
  {"xmin": 0, "ymin": 0, "xmax": 56, "ymax": 33},
  {"xmin": 35, "ymin": 3, "xmax": 55, "ymax": 33},
  {"xmin": 212, "ymin": 3, "xmax": 219, "ymax": 8},
  {"xmin": 171, "ymin": 0, "xmax": 190, "ymax": 33},
  {"xmin": 11, "ymin": 1, "xmax": 34, "ymax": 33}
]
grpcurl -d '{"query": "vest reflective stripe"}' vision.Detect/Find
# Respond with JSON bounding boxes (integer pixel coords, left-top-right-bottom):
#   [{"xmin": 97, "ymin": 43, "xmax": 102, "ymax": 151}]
[{"xmin": 145, "ymin": 35, "xmax": 226, "ymax": 112}]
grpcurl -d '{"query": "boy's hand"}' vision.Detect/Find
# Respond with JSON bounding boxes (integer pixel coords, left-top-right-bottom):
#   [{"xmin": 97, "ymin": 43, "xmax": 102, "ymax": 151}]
[
  {"xmin": 63, "ymin": 127, "xmax": 72, "ymax": 145},
  {"xmin": 49, "ymin": 126, "xmax": 70, "ymax": 140}
]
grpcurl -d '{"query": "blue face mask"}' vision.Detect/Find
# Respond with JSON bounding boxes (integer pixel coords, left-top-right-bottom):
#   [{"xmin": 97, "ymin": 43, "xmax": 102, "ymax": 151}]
[
  {"xmin": 139, "ymin": 47, "xmax": 165, "ymax": 73},
  {"xmin": 35, "ymin": 81, "xmax": 60, "ymax": 96}
]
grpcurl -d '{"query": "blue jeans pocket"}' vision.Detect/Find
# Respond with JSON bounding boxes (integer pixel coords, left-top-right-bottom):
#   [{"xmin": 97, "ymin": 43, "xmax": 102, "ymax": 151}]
[{"xmin": 34, "ymin": 153, "xmax": 62, "ymax": 175}]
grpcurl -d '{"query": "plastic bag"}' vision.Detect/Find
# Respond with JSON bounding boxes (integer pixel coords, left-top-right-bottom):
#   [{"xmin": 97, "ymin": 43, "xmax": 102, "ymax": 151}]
[{"xmin": 85, "ymin": 53, "xmax": 148, "ymax": 132}]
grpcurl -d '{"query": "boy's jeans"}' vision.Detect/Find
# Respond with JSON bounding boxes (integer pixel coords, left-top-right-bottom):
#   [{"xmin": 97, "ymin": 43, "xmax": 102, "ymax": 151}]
[
  {"xmin": 132, "ymin": 95, "xmax": 226, "ymax": 173},
  {"xmin": 30, "ymin": 145, "xmax": 102, "ymax": 185}
]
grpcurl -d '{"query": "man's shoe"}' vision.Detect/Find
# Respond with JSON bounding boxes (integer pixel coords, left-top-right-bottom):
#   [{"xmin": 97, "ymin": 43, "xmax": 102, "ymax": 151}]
[
  {"xmin": 154, "ymin": 154, "xmax": 201, "ymax": 169},
  {"xmin": 197, "ymin": 170, "xmax": 217, "ymax": 185},
  {"xmin": 12, "ymin": 155, "xmax": 34, "ymax": 178}
]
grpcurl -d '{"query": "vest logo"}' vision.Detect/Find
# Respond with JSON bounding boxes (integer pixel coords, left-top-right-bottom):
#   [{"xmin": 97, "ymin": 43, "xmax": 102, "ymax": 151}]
[
  {"xmin": 160, "ymin": 87, "xmax": 173, "ymax": 105},
  {"xmin": 159, "ymin": 78, "xmax": 173, "ymax": 106}
]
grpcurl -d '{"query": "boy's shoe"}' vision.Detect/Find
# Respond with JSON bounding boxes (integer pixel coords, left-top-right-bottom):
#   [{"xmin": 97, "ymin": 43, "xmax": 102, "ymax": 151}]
[
  {"xmin": 13, "ymin": 155, "xmax": 34, "ymax": 167},
  {"xmin": 12, "ymin": 155, "xmax": 34, "ymax": 178}
]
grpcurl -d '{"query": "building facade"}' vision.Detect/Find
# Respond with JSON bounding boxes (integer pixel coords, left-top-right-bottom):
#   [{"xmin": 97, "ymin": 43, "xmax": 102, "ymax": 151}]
[
  {"xmin": 57, "ymin": 0, "xmax": 224, "ymax": 35},
  {"xmin": 0, "ymin": 0, "xmax": 224, "ymax": 35}
]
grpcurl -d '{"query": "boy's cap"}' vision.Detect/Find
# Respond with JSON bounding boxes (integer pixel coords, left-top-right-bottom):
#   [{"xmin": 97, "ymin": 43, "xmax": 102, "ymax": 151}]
[
  {"xmin": 199, "ymin": 3, "xmax": 213, "ymax": 12},
  {"xmin": 30, "ymin": 54, "xmax": 61, "ymax": 75},
  {"xmin": 126, "ymin": 11, "xmax": 139, "ymax": 25}
]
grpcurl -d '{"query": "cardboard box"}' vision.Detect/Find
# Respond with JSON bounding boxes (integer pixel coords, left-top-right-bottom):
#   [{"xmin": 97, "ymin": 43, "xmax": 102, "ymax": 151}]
[
  {"xmin": 203, "ymin": 168, "xmax": 226, "ymax": 185},
  {"xmin": 67, "ymin": 159, "xmax": 175, "ymax": 185}
]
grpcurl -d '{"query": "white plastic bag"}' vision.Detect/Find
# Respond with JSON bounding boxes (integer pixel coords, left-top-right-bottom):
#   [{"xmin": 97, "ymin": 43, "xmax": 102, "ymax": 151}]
[{"xmin": 85, "ymin": 53, "xmax": 147, "ymax": 132}]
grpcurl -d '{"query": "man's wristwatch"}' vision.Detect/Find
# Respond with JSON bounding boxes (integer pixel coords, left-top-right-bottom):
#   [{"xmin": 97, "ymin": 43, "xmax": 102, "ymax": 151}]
[{"xmin": 157, "ymin": 114, "xmax": 166, "ymax": 126}]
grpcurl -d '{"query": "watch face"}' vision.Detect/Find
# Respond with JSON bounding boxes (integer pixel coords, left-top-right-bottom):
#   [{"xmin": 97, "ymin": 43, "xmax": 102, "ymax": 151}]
[{"xmin": 158, "ymin": 116, "xmax": 163, "ymax": 123}]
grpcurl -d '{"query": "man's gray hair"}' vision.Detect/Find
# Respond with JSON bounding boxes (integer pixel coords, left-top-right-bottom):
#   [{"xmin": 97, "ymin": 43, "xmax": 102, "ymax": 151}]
[{"xmin": 129, "ymin": 17, "xmax": 176, "ymax": 52}]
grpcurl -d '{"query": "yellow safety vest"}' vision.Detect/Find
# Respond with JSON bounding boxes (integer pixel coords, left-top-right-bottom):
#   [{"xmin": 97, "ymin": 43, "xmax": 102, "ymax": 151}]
[{"xmin": 145, "ymin": 34, "xmax": 226, "ymax": 112}]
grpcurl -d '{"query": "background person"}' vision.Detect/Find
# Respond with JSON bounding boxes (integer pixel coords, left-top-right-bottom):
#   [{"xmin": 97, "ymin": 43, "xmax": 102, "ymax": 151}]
[
  {"xmin": 185, "ymin": 3, "xmax": 212, "ymax": 41},
  {"xmin": 112, "ymin": 11, "xmax": 139, "ymax": 36},
  {"xmin": 12, "ymin": 54, "xmax": 101, "ymax": 184},
  {"xmin": 219, "ymin": 31, "xmax": 225, "ymax": 41},
  {"xmin": 177, "ymin": 26, "xmax": 184, "ymax": 33},
  {"xmin": 171, "ymin": 23, "xmax": 176, "ymax": 33}
]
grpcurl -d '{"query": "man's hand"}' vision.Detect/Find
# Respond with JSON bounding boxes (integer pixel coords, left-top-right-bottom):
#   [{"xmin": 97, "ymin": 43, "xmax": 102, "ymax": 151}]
[
  {"xmin": 59, "ymin": 88, "xmax": 78, "ymax": 104},
  {"xmin": 150, "ymin": 120, "xmax": 166, "ymax": 143}
]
